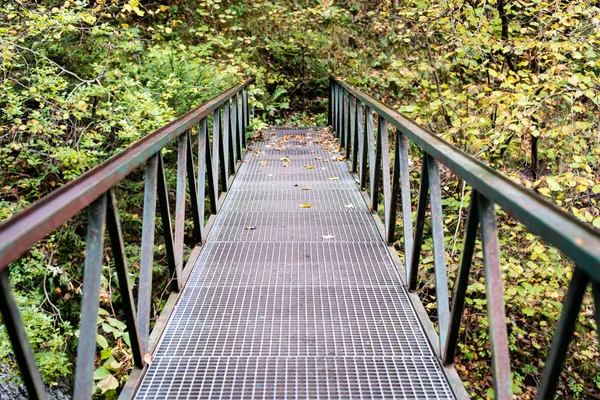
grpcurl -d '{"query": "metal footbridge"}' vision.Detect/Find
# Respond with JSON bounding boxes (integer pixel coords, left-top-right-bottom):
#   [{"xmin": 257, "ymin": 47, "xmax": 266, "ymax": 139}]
[{"xmin": 0, "ymin": 77, "xmax": 599, "ymax": 400}]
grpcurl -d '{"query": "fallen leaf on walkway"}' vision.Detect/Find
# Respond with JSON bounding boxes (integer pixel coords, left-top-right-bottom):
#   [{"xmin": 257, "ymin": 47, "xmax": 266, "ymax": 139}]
[
  {"xmin": 328, "ymin": 177, "xmax": 339, "ymax": 181},
  {"xmin": 299, "ymin": 203, "xmax": 312, "ymax": 208},
  {"xmin": 321, "ymin": 235, "xmax": 335, "ymax": 240},
  {"xmin": 304, "ymin": 165, "xmax": 316, "ymax": 169},
  {"xmin": 260, "ymin": 160, "xmax": 269, "ymax": 166},
  {"xmin": 302, "ymin": 187, "xmax": 310, "ymax": 190},
  {"xmin": 244, "ymin": 226, "xmax": 256, "ymax": 230},
  {"xmin": 345, "ymin": 204, "xmax": 354, "ymax": 208},
  {"xmin": 144, "ymin": 353, "xmax": 152, "ymax": 365}
]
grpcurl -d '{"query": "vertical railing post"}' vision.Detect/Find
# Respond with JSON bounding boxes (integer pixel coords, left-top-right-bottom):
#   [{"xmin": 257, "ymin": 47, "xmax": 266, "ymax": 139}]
[
  {"xmin": 226, "ymin": 99, "xmax": 235, "ymax": 174},
  {"xmin": 174, "ymin": 134, "xmax": 188, "ymax": 285},
  {"xmin": 197, "ymin": 118, "xmax": 208, "ymax": 233},
  {"xmin": 352, "ymin": 97, "xmax": 359, "ymax": 173},
  {"xmin": 137, "ymin": 156, "xmax": 158, "ymax": 356},
  {"xmin": 156, "ymin": 153, "xmax": 178, "ymax": 292},
  {"xmin": 444, "ymin": 192, "xmax": 479, "ymax": 365},
  {"xmin": 345, "ymin": 94, "xmax": 352, "ymax": 159},
  {"xmin": 379, "ymin": 117, "xmax": 392, "ymax": 241},
  {"xmin": 538, "ymin": 266, "xmax": 589, "ymax": 399},
  {"xmin": 328, "ymin": 77, "xmax": 333, "ymax": 127},
  {"xmin": 340, "ymin": 89, "xmax": 346, "ymax": 148},
  {"xmin": 370, "ymin": 113, "xmax": 383, "ymax": 211},
  {"xmin": 358, "ymin": 102, "xmax": 367, "ymax": 188},
  {"xmin": 336, "ymin": 85, "xmax": 341, "ymax": 138},
  {"xmin": 74, "ymin": 193, "xmax": 107, "ymax": 400},
  {"xmin": 408, "ymin": 155, "xmax": 430, "ymax": 291},
  {"xmin": 397, "ymin": 132, "xmax": 413, "ymax": 276},
  {"xmin": 366, "ymin": 105, "xmax": 375, "ymax": 198},
  {"xmin": 219, "ymin": 103, "xmax": 228, "ymax": 191},
  {"xmin": 428, "ymin": 155, "xmax": 450, "ymax": 354},
  {"xmin": 212, "ymin": 108, "xmax": 221, "ymax": 198},
  {"xmin": 478, "ymin": 194, "xmax": 512, "ymax": 400},
  {"xmin": 232, "ymin": 94, "xmax": 241, "ymax": 163},
  {"xmin": 106, "ymin": 190, "xmax": 144, "ymax": 368},
  {"xmin": 388, "ymin": 129, "xmax": 401, "ymax": 245},
  {"xmin": 186, "ymin": 131, "xmax": 202, "ymax": 244},
  {"xmin": 0, "ymin": 271, "xmax": 45, "ymax": 400}
]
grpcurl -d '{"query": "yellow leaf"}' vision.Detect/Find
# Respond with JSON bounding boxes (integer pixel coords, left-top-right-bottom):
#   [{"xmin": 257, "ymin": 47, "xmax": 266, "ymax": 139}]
[
  {"xmin": 304, "ymin": 165, "xmax": 316, "ymax": 169},
  {"xmin": 299, "ymin": 203, "xmax": 312, "ymax": 208},
  {"xmin": 328, "ymin": 177, "xmax": 339, "ymax": 181}
]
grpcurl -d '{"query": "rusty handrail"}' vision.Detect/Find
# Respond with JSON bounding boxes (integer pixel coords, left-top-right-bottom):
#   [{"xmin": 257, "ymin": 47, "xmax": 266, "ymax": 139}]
[{"xmin": 0, "ymin": 77, "xmax": 255, "ymax": 272}]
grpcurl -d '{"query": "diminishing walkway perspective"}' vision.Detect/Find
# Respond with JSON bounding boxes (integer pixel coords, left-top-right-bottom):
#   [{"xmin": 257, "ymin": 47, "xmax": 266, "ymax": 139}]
[{"xmin": 134, "ymin": 127, "xmax": 455, "ymax": 399}]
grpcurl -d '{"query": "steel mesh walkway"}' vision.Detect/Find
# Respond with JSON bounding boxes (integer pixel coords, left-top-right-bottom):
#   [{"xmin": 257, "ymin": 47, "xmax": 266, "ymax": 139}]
[{"xmin": 134, "ymin": 127, "xmax": 455, "ymax": 399}]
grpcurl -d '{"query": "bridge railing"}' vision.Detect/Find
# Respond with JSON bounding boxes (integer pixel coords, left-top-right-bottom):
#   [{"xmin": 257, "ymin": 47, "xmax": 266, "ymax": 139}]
[
  {"xmin": 0, "ymin": 77, "xmax": 254, "ymax": 399},
  {"xmin": 329, "ymin": 77, "xmax": 600, "ymax": 400}
]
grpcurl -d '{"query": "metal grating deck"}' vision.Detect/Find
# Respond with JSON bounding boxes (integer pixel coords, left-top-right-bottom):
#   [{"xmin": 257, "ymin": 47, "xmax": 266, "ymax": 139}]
[{"xmin": 134, "ymin": 127, "xmax": 455, "ymax": 399}]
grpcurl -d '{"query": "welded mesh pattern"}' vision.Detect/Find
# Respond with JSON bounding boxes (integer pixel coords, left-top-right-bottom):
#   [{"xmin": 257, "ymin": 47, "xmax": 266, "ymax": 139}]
[{"xmin": 134, "ymin": 127, "xmax": 455, "ymax": 399}]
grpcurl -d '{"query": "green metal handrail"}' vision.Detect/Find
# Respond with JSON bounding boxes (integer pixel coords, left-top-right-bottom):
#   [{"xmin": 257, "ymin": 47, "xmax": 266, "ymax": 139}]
[
  {"xmin": 329, "ymin": 76, "xmax": 600, "ymax": 400},
  {"xmin": 0, "ymin": 77, "xmax": 254, "ymax": 399}
]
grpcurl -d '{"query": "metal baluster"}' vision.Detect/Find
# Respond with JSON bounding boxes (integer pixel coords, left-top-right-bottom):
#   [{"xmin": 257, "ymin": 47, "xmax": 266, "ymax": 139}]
[
  {"xmin": 370, "ymin": 114, "xmax": 383, "ymax": 212},
  {"xmin": 0, "ymin": 271, "xmax": 45, "ymax": 399},
  {"xmin": 198, "ymin": 118, "xmax": 209, "ymax": 230},
  {"xmin": 428, "ymin": 155, "xmax": 450, "ymax": 354},
  {"xmin": 220, "ymin": 103, "xmax": 229, "ymax": 191},
  {"xmin": 186, "ymin": 131, "xmax": 202, "ymax": 245},
  {"xmin": 73, "ymin": 193, "xmax": 107, "ymax": 400},
  {"xmin": 137, "ymin": 156, "xmax": 158, "ymax": 354},
  {"xmin": 358, "ymin": 102, "xmax": 367, "ymax": 189},
  {"xmin": 398, "ymin": 132, "xmax": 413, "ymax": 277},
  {"xmin": 340, "ymin": 90, "xmax": 346, "ymax": 148},
  {"xmin": 388, "ymin": 129, "xmax": 401, "ymax": 245},
  {"xmin": 237, "ymin": 93, "xmax": 244, "ymax": 154},
  {"xmin": 379, "ymin": 118, "xmax": 392, "ymax": 242},
  {"xmin": 444, "ymin": 192, "xmax": 479, "ymax": 365},
  {"xmin": 348, "ymin": 96, "xmax": 355, "ymax": 168},
  {"xmin": 538, "ymin": 266, "xmax": 588, "ymax": 399},
  {"xmin": 366, "ymin": 106, "xmax": 375, "ymax": 201},
  {"xmin": 335, "ymin": 85, "xmax": 341, "ymax": 138},
  {"xmin": 352, "ymin": 97, "xmax": 359, "ymax": 173},
  {"xmin": 478, "ymin": 194, "xmax": 512, "ymax": 400},
  {"xmin": 345, "ymin": 94, "xmax": 352, "ymax": 159},
  {"xmin": 226, "ymin": 99, "xmax": 235, "ymax": 175},
  {"xmin": 242, "ymin": 89, "xmax": 249, "ymax": 148},
  {"xmin": 157, "ymin": 152, "xmax": 178, "ymax": 292},
  {"xmin": 174, "ymin": 134, "xmax": 187, "ymax": 284},
  {"xmin": 328, "ymin": 77, "xmax": 333, "ymax": 127},
  {"xmin": 408, "ymin": 154, "xmax": 429, "ymax": 291},
  {"xmin": 232, "ymin": 94, "xmax": 241, "ymax": 163},
  {"xmin": 212, "ymin": 108, "xmax": 221, "ymax": 199},
  {"xmin": 106, "ymin": 189, "xmax": 144, "ymax": 368}
]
